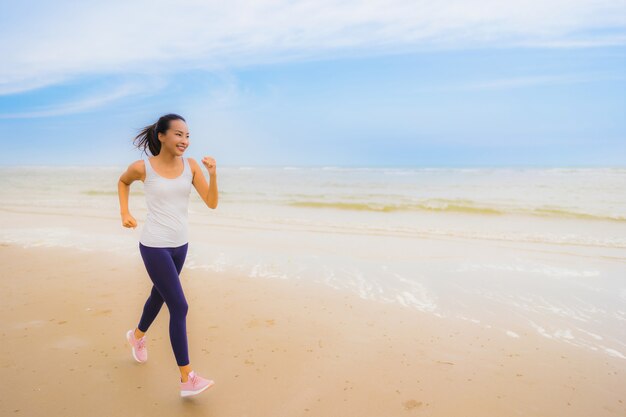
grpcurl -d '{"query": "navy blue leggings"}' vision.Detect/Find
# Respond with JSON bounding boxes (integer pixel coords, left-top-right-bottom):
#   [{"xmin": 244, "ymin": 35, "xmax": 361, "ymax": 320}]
[{"xmin": 137, "ymin": 242, "xmax": 190, "ymax": 366}]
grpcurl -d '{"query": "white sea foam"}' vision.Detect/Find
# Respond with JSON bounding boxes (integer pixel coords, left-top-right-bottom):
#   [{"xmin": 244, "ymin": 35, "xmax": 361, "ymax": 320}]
[
  {"xmin": 575, "ymin": 327, "xmax": 603, "ymax": 341},
  {"xmin": 456, "ymin": 262, "xmax": 600, "ymax": 279},
  {"xmin": 603, "ymin": 348, "xmax": 626, "ymax": 359},
  {"xmin": 0, "ymin": 226, "xmax": 135, "ymax": 255},
  {"xmin": 506, "ymin": 330, "xmax": 520, "ymax": 338},
  {"xmin": 456, "ymin": 315, "xmax": 481, "ymax": 324},
  {"xmin": 529, "ymin": 320, "xmax": 554, "ymax": 339}
]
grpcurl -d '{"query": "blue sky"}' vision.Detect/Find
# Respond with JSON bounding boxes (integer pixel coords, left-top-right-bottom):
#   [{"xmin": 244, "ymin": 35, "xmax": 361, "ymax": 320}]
[{"xmin": 0, "ymin": 1, "xmax": 625, "ymax": 167}]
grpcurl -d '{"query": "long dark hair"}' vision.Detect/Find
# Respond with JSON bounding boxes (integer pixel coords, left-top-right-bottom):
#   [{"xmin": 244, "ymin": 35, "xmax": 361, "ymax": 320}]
[{"xmin": 133, "ymin": 113, "xmax": 186, "ymax": 157}]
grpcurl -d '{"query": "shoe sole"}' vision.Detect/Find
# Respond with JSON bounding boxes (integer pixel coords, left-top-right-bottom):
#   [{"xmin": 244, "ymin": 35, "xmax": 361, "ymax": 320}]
[
  {"xmin": 181, "ymin": 380, "xmax": 215, "ymax": 397},
  {"xmin": 126, "ymin": 329, "xmax": 146, "ymax": 363}
]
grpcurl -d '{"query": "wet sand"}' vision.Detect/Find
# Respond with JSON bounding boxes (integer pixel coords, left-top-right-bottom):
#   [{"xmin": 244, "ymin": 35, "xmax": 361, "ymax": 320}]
[{"xmin": 0, "ymin": 243, "xmax": 624, "ymax": 416}]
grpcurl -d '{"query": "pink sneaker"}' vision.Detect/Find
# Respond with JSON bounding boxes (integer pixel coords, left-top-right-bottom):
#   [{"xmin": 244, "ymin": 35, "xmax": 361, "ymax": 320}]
[
  {"xmin": 180, "ymin": 370, "xmax": 215, "ymax": 397},
  {"xmin": 126, "ymin": 329, "xmax": 148, "ymax": 363}
]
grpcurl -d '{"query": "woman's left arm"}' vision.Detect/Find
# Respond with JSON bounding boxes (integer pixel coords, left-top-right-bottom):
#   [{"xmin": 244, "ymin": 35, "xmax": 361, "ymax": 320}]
[{"xmin": 189, "ymin": 157, "xmax": 218, "ymax": 209}]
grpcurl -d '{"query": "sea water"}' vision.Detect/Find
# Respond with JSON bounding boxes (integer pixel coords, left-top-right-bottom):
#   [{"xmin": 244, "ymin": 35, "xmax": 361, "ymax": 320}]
[{"xmin": 1, "ymin": 165, "xmax": 625, "ymax": 359}]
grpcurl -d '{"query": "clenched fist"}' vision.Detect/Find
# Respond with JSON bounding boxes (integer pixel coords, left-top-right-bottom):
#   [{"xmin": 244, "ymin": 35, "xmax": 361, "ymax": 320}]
[
  {"xmin": 121, "ymin": 212, "xmax": 137, "ymax": 229},
  {"xmin": 202, "ymin": 156, "xmax": 217, "ymax": 176}
]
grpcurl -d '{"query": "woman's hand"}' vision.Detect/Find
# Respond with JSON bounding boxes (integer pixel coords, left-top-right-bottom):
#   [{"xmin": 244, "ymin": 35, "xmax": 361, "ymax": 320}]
[
  {"xmin": 202, "ymin": 156, "xmax": 217, "ymax": 176},
  {"xmin": 121, "ymin": 212, "xmax": 138, "ymax": 229}
]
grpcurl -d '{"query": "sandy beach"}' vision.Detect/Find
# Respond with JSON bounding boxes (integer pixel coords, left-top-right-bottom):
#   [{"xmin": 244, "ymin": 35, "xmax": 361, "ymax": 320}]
[{"xmin": 1, "ymin": 242, "xmax": 624, "ymax": 416}]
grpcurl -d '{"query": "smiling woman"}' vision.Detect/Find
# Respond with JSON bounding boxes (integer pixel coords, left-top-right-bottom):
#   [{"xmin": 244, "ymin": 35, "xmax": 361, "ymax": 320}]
[
  {"xmin": 132, "ymin": 113, "xmax": 188, "ymax": 158},
  {"xmin": 117, "ymin": 112, "xmax": 218, "ymax": 398}
]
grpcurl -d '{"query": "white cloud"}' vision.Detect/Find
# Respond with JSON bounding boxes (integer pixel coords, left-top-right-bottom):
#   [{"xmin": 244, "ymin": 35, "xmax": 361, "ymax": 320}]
[
  {"xmin": 0, "ymin": 75, "xmax": 75, "ymax": 96},
  {"xmin": 452, "ymin": 72, "xmax": 626, "ymax": 91},
  {"xmin": 0, "ymin": 77, "xmax": 167, "ymax": 119},
  {"xmin": 1, "ymin": 0, "xmax": 624, "ymax": 94}
]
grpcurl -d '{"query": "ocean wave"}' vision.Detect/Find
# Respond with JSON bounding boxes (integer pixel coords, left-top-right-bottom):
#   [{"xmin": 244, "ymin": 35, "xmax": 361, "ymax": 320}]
[
  {"xmin": 346, "ymin": 224, "xmax": 626, "ymax": 248},
  {"xmin": 81, "ymin": 190, "xmax": 144, "ymax": 196},
  {"xmin": 287, "ymin": 198, "xmax": 626, "ymax": 222}
]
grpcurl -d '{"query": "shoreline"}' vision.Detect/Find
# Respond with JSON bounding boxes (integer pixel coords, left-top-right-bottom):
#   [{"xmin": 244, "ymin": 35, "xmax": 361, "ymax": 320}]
[{"xmin": 1, "ymin": 243, "xmax": 624, "ymax": 416}]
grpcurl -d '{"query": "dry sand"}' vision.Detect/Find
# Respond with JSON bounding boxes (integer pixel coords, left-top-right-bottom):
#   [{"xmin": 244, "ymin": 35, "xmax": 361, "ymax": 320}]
[{"xmin": 0, "ymin": 243, "xmax": 624, "ymax": 416}]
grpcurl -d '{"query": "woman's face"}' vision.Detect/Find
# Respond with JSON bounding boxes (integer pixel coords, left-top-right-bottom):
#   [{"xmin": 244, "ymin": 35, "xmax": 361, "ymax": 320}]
[{"xmin": 158, "ymin": 119, "xmax": 189, "ymax": 156}]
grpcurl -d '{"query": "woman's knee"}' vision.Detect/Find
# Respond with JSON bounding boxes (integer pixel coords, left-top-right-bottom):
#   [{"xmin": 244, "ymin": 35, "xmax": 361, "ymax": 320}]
[{"xmin": 169, "ymin": 299, "xmax": 189, "ymax": 317}]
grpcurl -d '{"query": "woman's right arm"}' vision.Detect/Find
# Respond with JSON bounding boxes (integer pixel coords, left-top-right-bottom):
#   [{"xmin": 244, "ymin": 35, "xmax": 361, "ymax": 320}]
[{"xmin": 118, "ymin": 160, "xmax": 144, "ymax": 229}]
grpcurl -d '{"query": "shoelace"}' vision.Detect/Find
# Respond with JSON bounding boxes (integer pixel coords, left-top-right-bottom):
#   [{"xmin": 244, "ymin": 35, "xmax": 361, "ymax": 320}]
[
  {"xmin": 183, "ymin": 374, "xmax": 198, "ymax": 386},
  {"xmin": 136, "ymin": 337, "xmax": 146, "ymax": 350}
]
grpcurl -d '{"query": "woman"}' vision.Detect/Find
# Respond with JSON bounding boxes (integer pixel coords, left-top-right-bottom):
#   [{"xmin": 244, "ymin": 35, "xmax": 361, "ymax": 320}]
[{"xmin": 117, "ymin": 113, "xmax": 218, "ymax": 397}]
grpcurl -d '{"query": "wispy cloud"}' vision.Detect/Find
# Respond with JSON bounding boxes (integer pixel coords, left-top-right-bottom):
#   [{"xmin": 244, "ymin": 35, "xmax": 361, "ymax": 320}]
[
  {"xmin": 518, "ymin": 34, "xmax": 626, "ymax": 48},
  {"xmin": 453, "ymin": 72, "xmax": 625, "ymax": 91},
  {"xmin": 1, "ymin": 0, "xmax": 624, "ymax": 94},
  {"xmin": 0, "ymin": 75, "xmax": 74, "ymax": 96},
  {"xmin": 0, "ymin": 78, "xmax": 166, "ymax": 119}
]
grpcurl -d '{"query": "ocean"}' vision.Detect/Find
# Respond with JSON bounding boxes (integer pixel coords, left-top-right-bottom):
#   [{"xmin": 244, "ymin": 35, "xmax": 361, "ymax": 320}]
[{"xmin": 1, "ymin": 165, "xmax": 625, "ymax": 360}]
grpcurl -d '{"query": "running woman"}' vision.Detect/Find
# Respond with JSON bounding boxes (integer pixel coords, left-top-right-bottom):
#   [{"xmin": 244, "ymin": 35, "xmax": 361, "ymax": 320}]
[{"xmin": 117, "ymin": 113, "xmax": 218, "ymax": 397}]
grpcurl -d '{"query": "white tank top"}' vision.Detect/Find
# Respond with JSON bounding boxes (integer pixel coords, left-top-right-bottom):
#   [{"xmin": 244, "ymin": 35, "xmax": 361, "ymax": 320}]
[{"xmin": 139, "ymin": 156, "xmax": 193, "ymax": 248}]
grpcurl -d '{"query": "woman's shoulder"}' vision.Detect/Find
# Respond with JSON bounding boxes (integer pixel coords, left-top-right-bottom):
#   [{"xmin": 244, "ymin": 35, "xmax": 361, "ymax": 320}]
[
  {"xmin": 186, "ymin": 157, "xmax": 200, "ymax": 178},
  {"xmin": 131, "ymin": 158, "xmax": 147, "ymax": 170},
  {"xmin": 120, "ymin": 159, "xmax": 147, "ymax": 184},
  {"xmin": 128, "ymin": 159, "xmax": 147, "ymax": 181}
]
